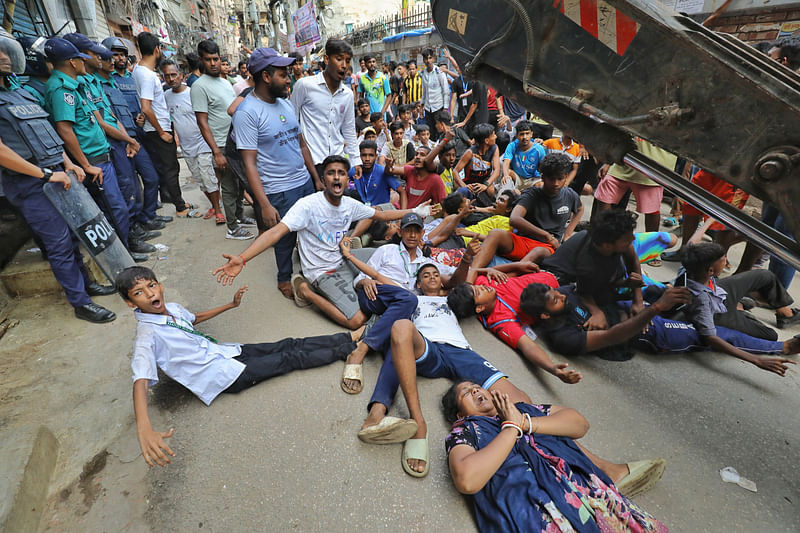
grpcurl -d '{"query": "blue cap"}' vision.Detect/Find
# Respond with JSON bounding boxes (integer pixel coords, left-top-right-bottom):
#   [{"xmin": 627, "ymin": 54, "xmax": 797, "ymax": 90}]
[
  {"xmin": 62, "ymin": 32, "xmax": 106, "ymax": 55},
  {"xmin": 95, "ymin": 44, "xmax": 113, "ymax": 60},
  {"xmin": 247, "ymin": 47, "xmax": 295, "ymax": 75},
  {"xmin": 400, "ymin": 212, "xmax": 424, "ymax": 229},
  {"xmin": 44, "ymin": 38, "xmax": 91, "ymax": 62}
]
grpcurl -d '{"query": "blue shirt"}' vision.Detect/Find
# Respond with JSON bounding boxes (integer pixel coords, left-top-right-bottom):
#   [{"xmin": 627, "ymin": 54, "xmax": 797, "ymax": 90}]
[
  {"xmin": 503, "ymin": 139, "xmax": 546, "ymax": 179},
  {"xmin": 348, "ymin": 163, "xmax": 401, "ymax": 206},
  {"xmin": 232, "ymin": 95, "xmax": 310, "ymax": 195}
]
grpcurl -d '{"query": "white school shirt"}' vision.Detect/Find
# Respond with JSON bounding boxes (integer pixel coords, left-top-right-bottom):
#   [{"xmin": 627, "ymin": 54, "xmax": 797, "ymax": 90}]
[
  {"xmin": 290, "ymin": 72, "xmax": 361, "ymax": 166},
  {"xmin": 411, "ymin": 295, "xmax": 471, "ymax": 349},
  {"xmin": 281, "ymin": 192, "xmax": 376, "ymax": 283},
  {"xmin": 353, "ymin": 243, "xmax": 457, "ymax": 291},
  {"xmin": 131, "ymin": 302, "xmax": 244, "ymax": 405}
]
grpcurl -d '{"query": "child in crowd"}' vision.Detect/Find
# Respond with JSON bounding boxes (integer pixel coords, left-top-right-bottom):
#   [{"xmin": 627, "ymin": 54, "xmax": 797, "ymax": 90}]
[
  {"xmin": 161, "ymin": 61, "xmax": 222, "ymax": 222},
  {"xmin": 397, "ymin": 103, "xmax": 416, "ymax": 141},
  {"xmin": 501, "ymin": 120, "xmax": 547, "ymax": 189},
  {"xmin": 358, "ymin": 127, "xmax": 378, "ymax": 145},
  {"xmin": 432, "ymin": 111, "xmax": 471, "ymax": 158},
  {"xmin": 368, "ymin": 112, "xmax": 389, "ymax": 151},
  {"xmin": 379, "ymin": 121, "xmax": 416, "ymax": 167},
  {"xmin": 385, "ymin": 145, "xmax": 446, "ymax": 209},
  {"xmin": 413, "ymin": 102, "xmax": 426, "ymax": 125},
  {"xmin": 454, "ymin": 123, "xmax": 501, "ymax": 206},
  {"xmin": 413, "ymin": 124, "xmax": 434, "ymax": 151},
  {"xmin": 426, "ymin": 191, "xmax": 517, "ymax": 248},
  {"xmin": 117, "ymin": 266, "xmax": 361, "ymax": 467},
  {"xmin": 348, "ymin": 140, "xmax": 405, "ymax": 207},
  {"xmin": 542, "ymin": 134, "xmax": 581, "ymax": 186}
]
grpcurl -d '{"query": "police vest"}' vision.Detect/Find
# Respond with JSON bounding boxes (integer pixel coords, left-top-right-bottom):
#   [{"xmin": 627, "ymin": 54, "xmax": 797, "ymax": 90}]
[
  {"xmin": 102, "ymin": 83, "xmax": 136, "ymax": 135},
  {"xmin": 111, "ymin": 73, "xmax": 141, "ymax": 115},
  {"xmin": 0, "ymin": 88, "xmax": 64, "ymax": 168},
  {"xmin": 24, "ymin": 79, "xmax": 46, "ymax": 101}
]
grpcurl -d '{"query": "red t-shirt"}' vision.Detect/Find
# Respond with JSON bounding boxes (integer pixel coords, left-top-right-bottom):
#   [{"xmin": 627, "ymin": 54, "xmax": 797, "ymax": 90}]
[
  {"xmin": 403, "ymin": 165, "xmax": 445, "ymax": 209},
  {"xmin": 476, "ymin": 272, "xmax": 559, "ymax": 349}
]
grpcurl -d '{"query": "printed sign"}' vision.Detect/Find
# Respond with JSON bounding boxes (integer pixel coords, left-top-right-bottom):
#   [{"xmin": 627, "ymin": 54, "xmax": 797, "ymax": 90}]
[
  {"xmin": 77, "ymin": 212, "xmax": 118, "ymax": 255},
  {"xmin": 447, "ymin": 8, "xmax": 468, "ymax": 35},
  {"xmin": 292, "ymin": 2, "xmax": 321, "ymax": 47}
]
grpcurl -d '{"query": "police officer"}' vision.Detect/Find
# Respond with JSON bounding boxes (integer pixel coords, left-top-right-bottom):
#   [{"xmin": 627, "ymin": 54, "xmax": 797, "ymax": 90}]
[
  {"xmin": 95, "ymin": 42, "xmax": 166, "ymax": 240},
  {"xmin": 102, "ymin": 36, "xmax": 173, "ymax": 226},
  {"xmin": 0, "ymin": 30, "xmax": 116, "ymax": 323},
  {"xmin": 42, "ymin": 37, "xmax": 147, "ymax": 262},
  {"xmin": 18, "ymin": 36, "xmax": 49, "ymax": 107}
]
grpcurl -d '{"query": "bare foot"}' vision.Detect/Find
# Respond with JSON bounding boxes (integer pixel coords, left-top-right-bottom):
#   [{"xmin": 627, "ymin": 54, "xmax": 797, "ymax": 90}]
[
  {"xmin": 782, "ymin": 336, "xmax": 800, "ymax": 355},
  {"xmin": 350, "ymin": 325, "xmax": 366, "ymax": 342},
  {"xmin": 342, "ymin": 341, "xmax": 369, "ymax": 393},
  {"xmin": 277, "ymin": 281, "xmax": 294, "ymax": 300},
  {"xmin": 361, "ymin": 403, "xmax": 387, "ymax": 431},
  {"xmin": 406, "ymin": 420, "xmax": 428, "ymax": 474},
  {"xmin": 610, "ymin": 463, "xmax": 631, "ymax": 484}
]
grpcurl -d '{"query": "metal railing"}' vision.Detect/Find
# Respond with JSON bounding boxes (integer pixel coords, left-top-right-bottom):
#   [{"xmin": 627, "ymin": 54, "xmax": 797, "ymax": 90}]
[{"xmin": 341, "ymin": 3, "xmax": 432, "ymax": 47}]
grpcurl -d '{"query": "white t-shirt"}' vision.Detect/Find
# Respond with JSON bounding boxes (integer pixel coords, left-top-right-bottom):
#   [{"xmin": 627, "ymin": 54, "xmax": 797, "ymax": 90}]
[
  {"xmin": 132, "ymin": 64, "xmax": 171, "ymax": 132},
  {"xmin": 412, "ymin": 296, "xmax": 471, "ymax": 349},
  {"xmin": 164, "ymin": 88, "xmax": 211, "ymax": 157},
  {"xmin": 281, "ymin": 192, "xmax": 376, "ymax": 282}
]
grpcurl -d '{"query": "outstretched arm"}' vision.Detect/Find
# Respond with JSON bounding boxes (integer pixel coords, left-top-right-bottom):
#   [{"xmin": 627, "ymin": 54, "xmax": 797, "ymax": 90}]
[
  {"xmin": 517, "ymin": 335, "xmax": 582, "ymax": 384},
  {"xmin": 213, "ymin": 223, "xmax": 291, "ymax": 285},
  {"xmin": 133, "ymin": 379, "xmax": 175, "ymax": 467},
  {"xmin": 704, "ymin": 335, "xmax": 795, "ymax": 376},
  {"xmin": 193, "ymin": 286, "xmax": 248, "ymax": 324}
]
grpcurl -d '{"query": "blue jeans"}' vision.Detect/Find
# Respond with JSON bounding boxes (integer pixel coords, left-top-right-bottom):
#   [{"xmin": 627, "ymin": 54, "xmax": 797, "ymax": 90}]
[
  {"xmin": 639, "ymin": 315, "xmax": 784, "ymax": 354},
  {"xmin": 763, "ymin": 205, "xmax": 796, "ymax": 290},
  {"xmin": 357, "ymin": 285, "xmax": 418, "ymax": 352},
  {"xmin": 266, "ymin": 178, "xmax": 315, "ymax": 283}
]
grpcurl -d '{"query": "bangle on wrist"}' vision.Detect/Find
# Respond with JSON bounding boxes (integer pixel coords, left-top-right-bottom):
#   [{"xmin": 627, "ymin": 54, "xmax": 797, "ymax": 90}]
[
  {"xmin": 501, "ymin": 421, "xmax": 523, "ymax": 439},
  {"xmin": 523, "ymin": 413, "xmax": 532, "ymax": 435},
  {"xmin": 238, "ymin": 254, "xmax": 246, "ymax": 267}
]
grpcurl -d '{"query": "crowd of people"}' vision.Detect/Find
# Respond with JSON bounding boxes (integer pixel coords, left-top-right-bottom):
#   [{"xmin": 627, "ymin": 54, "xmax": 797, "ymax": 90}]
[{"xmin": 2, "ymin": 27, "xmax": 800, "ymax": 531}]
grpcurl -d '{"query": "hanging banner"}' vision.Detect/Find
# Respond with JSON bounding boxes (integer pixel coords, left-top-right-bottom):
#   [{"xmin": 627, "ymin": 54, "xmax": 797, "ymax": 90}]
[{"xmin": 292, "ymin": 2, "xmax": 321, "ymax": 47}]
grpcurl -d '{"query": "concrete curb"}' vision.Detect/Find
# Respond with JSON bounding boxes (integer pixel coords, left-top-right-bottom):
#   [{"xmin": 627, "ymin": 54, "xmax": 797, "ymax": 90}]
[{"xmin": 2, "ymin": 426, "xmax": 58, "ymax": 533}]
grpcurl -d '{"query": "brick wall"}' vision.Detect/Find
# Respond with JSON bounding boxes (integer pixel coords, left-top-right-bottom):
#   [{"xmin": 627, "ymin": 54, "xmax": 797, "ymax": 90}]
[{"xmin": 705, "ymin": 6, "xmax": 800, "ymax": 42}]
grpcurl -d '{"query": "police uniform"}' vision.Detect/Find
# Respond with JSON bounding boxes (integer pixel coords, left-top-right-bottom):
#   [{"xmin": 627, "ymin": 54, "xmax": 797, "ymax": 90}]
[
  {"xmin": 0, "ymin": 82, "xmax": 94, "ymax": 308},
  {"xmin": 44, "ymin": 68, "xmax": 130, "ymax": 242},
  {"xmin": 97, "ymin": 70, "xmax": 160, "ymax": 225}
]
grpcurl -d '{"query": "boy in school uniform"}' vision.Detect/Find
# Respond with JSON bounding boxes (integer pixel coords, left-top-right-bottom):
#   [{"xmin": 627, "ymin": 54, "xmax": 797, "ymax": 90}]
[{"xmin": 117, "ymin": 265, "xmax": 361, "ymax": 467}]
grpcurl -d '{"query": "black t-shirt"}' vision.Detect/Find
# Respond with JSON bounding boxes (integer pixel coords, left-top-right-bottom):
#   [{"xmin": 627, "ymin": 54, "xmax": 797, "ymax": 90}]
[
  {"xmin": 390, "ymin": 74, "xmax": 403, "ymax": 102},
  {"xmin": 468, "ymin": 81, "xmax": 489, "ymax": 132},
  {"xmin": 355, "ymin": 115, "xmax": 371, "ymax": 135},
  {"xmin": 540, "ymin": 230, "xmax": 626, "ymax": 306},
  {"xmin": 516, "ymin": 187, "xmax": 581, "ymax": 240},
  {"xmin": 537, "ymin": 285, "xmax": 590, "ymax": 355},
  {"xmin": 450, "ymin": 76, "xmax": 470, "ymax": 122}
]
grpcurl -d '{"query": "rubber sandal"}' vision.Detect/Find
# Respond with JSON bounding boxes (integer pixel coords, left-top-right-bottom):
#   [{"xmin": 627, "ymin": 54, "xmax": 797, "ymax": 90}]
[
  {"xmin": 647, "ymin": 259, "xmax": 662, "ymax": 267},
  {"xmin": 662, "ymin": 216, "xmax": 678, "ymax": 227},
  {"xmin": 176, "ymin": 208, "xmax": 202, "ymax": 218},
  {"xmin": 291, "ymin": 274, "xmax": 312, "ymax": 307},
  {"xmin": 358, "ymin": 416, "xmax": 418, "ymax": 444},
  {"xmin": 341, "ymin": 363, "xmax": 363, "ymax": 394},
  {"xmin": 402, "ymin": 433, "xmax": 429, "ymax": 478},
  {"xmin": 616, "ymin": 458, "xmax": 666, "ymax": 498},
  {"xmin": 215, "ymin": 213, "xmax": 226, "ymax": 225},
  {"xmin": 203, "ymin": 208, "xmax": 215, "ymax": 220}
]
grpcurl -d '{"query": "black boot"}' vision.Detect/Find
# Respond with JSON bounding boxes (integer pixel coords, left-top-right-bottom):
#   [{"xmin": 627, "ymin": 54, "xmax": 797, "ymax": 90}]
[
  {"xmin": 86, "ymin": 282, "xmax": 116, "ymax": 296},
  {"xmin": 74, "ymin": 302, "xmax": 116, "ymax": 323}
]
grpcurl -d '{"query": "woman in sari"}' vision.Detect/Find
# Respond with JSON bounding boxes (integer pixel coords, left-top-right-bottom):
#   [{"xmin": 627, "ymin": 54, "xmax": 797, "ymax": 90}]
[{"xmin": 443, "ymin": 381, "xmax": 668, "ymax": 533}]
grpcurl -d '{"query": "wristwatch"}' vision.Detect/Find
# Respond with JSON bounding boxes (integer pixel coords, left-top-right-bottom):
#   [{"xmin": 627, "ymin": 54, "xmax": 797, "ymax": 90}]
[{"xmin": 40, "ymin": 167, "xmax": 53, "ymax": 182}]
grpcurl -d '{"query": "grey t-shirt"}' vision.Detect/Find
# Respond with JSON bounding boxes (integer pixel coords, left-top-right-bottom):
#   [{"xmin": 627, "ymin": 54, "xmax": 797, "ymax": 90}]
[
  {"xmin": 516, "ymin": 186, "xmax": 581, "ymax": 240},
  {"xmin": 189, "ymin": 74, "xmax": 235, "ymax": 149}
]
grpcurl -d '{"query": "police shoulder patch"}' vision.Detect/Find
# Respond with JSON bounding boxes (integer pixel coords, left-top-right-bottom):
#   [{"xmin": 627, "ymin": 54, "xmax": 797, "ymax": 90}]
[{"xmin": 64, "ymin": 93, "xmax": 75, "ymax": 106}]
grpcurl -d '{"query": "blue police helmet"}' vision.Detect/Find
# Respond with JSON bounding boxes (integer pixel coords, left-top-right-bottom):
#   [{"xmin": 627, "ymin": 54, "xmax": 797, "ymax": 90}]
[{"xmin": 18, "ymin": 36, "xmax": 49, "ymax": 77}]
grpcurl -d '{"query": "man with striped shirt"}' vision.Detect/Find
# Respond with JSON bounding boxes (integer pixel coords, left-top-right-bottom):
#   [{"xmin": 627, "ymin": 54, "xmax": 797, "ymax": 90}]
[{"xmin": 403, "ymin": 59, "xmax": 422, "ymax": 104}]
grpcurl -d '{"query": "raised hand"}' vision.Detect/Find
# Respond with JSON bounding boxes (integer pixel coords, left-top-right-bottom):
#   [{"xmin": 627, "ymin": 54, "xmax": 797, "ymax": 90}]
[{"xmin": 213, "ymin": 253, "xmax": 244, "ymax": 285}]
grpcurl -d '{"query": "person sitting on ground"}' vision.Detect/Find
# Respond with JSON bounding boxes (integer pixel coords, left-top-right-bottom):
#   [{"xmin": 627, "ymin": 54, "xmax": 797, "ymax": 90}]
[
  {"xmin": 542, "ymin": 134, "xmax": 582, "ymax": 185},
  {"xmin": 509, "ymin": 152, "xmax": 583, "ymax": 251},
  {"xmin": 425, "ymin": 190, "xmax": 517, "ymax": 249},
  {"xmin": 384, "ymin": 145, "xmax": 446, "ymax": 209},
  {"xmin": 412, "ymin": 123, "xmax": 434, "ymax": 151},
  {"xmin": 397, "ymin": 103, "xmax": 416, "ymax": 141},
  {"xmin": 539, "ymin": 209, "xmax": 646, "ymax": 330},
  {"xmin": 424, "ymin": 124, "xmax": 469, "ymax": 195},
  {"xmin": 357, "ymin": 126, "xmax": 378, "ymax": 146},
  {"xmin": 681, "ymin": 243, "xmax": 800, "ymax": 368},
  {"xmin": 347, "ymin": 140, "xmax": 405, "ymax": 207},
  {"xmin": 454, "ymin": 122, "xmax": 501, "ymax": 206},
  {"xmin": 500, "ymin": 119, "xmax": 547, "ymax": 190},
  {"xmin": 366, "ymin": 112, "xmax": 388, "ymax": 151},
  {"xmin": 432, "ymin": 111, "xmax": 471, "ymax": 160},
  {"xmin": 447, "ymin": 265, "xmax": 583, "ymax": 383},
  {"xmin": 442, "ymin": 382, "xmax": 669, "ymax": 531},
  {"xmin": 354, "ymin": 97, "xmax": 371, "ymax": 135},
  {"xmin": 118, "ymin": 265, "xmax": 363, "ymax": 468},
  {"xmin": 378, "ymin": 121, "xmax": 416, "ymax": 167}
]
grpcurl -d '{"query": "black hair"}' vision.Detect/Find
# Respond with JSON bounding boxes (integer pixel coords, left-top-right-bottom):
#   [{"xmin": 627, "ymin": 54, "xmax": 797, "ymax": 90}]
[
  {"xmin": 186, "ymin": 52, "xmax": 200, "ymax": 70},
  {"xmin": 539, "ymin": 152, "xmax": 573, "ymax": 180},
  {"xmin": 363, "ymin": 54, "xmax": 375, "ymax": 62},
  {"xmin": 421, "ymin": 48, "xmax": 435, "ymax": 59},
  {"xmin": 388, "ymin": 60, "xmax": 397, "ymax": 70},
  {"xmin": 238, "ymin": 60, "xmax": 247, "ymax": 68},
  {"xmin": 288, "ymin": 52, "xmax": 304, "ymax": 63},
  {"xmin": 322, "ymin": 154, "xmax": 350, "ymax": 172},
  {"xmin": 220, "ymin": 56, "xmax": 229, "ymax": 63},
  {"xmin": 407, "ymin": 59, "xmax": 417, "ymax": 67},
  {"xmin": 356, "ymin": 97, "xmax": 369, "ymax": 108},
  {"xmin": 519, "ymin": 283, "xmax": 552, "ymax": 318},
  {"xmin": 415, "ymin": 263, "xmax": 439, "ymax": 282},
  {"xmin": 472, "ymin": 123, "xmax": 494, "ymax": 145},
  {"xmin": 515, "ymin": 120, "xmax": 533, "ymax": 133},
  {"xmin": 369, "ymin": 111, "xmax": 384, "ymax": 123},
  {"xmin": 440, "ymin": 141, "xmax": 456, "ymax": 155},
  {"xmin": 398, "ymin": 103, "xmax": 413, "ymax": 114},
  {"xmin": 495, "ymin": 131, "xmax": 511, "ymax": 153},
  {"xmin": 447, "ymin": 283, "xmax": 478, "ymax": 319},
  {"xmin": 368, "ymin": 219, "xmax": 389, "ymax": 242},
  {"xmin": 136, "ymin": 32, "xmax": 160, "ymax": 57},
  {"xmin": 116, "ymin": 266, "xmax": 158, "ymax": 301},
  {"xmin": 681, "ymin": 242, "xmax": 725, "ymax": 280},
  {"xmin": 326, "ymin": 39, "xmax": 353, "ymax": 57},
  {"xmin": 436, "ymin": 111, "xmax": 452, "ymax": 124},
  {"xmin": 441, "ymin": 381, "xmax": 465, "ymax": 424},
  {"xmin": 498, "ymin": 189, "xmax": 519, "ymax": 209},
  {"xmin": 197, "ymin": 39, "xmax": 220, "ymax": 57},
  {"xmin": 442, "ymin": 192, "xmax": 465, "ymax": 215},
  {"xmin": 389, "ymin": 121, "xmax": 405, "ymax": 134},
  {"xmin": 415, "ymin": 124, "xmax": 430, "ymax": 133},
  {"xmin": 398, "ymin": 61, "xmax": 408, "ymax": 69},
  {"xmin": 772, "ymin": 36, "xmax": 800, "ymax": 69},
  {"xmin": 358, "ymin": 140, "xmax": 378, "ymax": 153},
  {"xmin": 751, "ymin": 40, "xmax": 774, "ymax": 54},
  {"xmin": 589, "ymin": 209, "xmax": 636, "ymax": 245}
]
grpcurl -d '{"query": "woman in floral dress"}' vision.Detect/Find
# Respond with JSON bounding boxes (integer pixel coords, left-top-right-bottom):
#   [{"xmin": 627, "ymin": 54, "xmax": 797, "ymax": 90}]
[{"xmin": 442, "ymin": 381, "xmax": 668, "ymax": 533}]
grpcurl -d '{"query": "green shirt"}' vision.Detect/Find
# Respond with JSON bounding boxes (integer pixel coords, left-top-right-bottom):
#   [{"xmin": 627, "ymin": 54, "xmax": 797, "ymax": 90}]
[
  {"xmin": 45, "ymin": 70, "xmax": 109, "ymax": 158},
  {"xmin": 82, "ymin": 73, "xmax": 117, "ymax": 127},
  {"xmin": 189, "ymin": 74, "xmax": 235, "ymax": 149},
  {"xmin": 22, "ymin": 81, "xmax": 47, "ymax": 108}
]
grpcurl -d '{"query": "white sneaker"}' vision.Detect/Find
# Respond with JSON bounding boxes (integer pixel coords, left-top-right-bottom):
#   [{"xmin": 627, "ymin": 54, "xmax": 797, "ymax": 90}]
[{"xmin": 226, "ymin": 226, "xmax": 254, "ymax": 240}]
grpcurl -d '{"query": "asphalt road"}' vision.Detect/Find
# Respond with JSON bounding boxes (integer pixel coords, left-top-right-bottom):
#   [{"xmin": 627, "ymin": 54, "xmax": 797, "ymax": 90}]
[{"xmin": 40, "ymin": 179, "xmax": 800, "ymax": 532}]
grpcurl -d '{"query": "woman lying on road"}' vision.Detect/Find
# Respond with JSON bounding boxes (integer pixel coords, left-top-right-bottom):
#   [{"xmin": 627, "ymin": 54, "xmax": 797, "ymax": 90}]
[{"xmin": 442, "ymin": 382, "xmax": 669, "ymax": 533}]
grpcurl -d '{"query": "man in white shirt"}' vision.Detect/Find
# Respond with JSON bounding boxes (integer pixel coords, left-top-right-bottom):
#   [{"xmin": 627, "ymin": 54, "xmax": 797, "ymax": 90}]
[
  {"xmin": 419, "ymin": 48, "xmax": 449, "ymax": 133},
  {"xmin": 132, "ymin": 32, "xmax": 193, "ymax": 216},
  {"xmin": 290, "ymin": 39, "xmax": 362, "ymax": 180}
]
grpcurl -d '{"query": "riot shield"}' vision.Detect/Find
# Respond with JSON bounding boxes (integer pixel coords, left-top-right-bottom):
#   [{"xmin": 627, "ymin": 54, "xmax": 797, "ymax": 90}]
[{"xmin": 43, "ymin": 172, "xmax": 135, "ymax": 283}]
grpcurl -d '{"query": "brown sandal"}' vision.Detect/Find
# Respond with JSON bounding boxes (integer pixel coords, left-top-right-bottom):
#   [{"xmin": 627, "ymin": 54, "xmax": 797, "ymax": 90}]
[{"xmin": 277, "ymin": 282, "xmax": 294, "ymax": 300}]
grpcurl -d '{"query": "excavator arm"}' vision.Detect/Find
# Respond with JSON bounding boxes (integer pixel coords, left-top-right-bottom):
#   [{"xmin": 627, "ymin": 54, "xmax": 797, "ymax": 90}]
[{"xmin": 431, "ymin": 0, "xmax": 800, "ymax": 268}]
